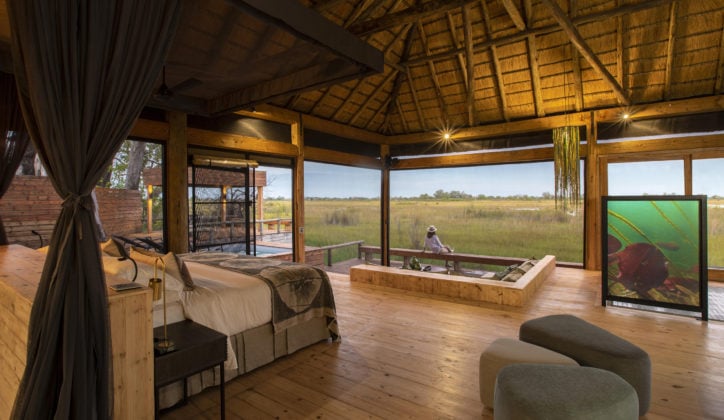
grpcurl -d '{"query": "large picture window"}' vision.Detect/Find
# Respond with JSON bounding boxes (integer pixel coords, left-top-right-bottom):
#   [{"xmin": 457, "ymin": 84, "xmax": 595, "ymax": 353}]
[
  {"xmin": 303, "ymin": 161, "xmax": 381, "ymax": 266},
  {"xmin": 389, "ymin": 162, "xmax": 584, "ymax": 264}
]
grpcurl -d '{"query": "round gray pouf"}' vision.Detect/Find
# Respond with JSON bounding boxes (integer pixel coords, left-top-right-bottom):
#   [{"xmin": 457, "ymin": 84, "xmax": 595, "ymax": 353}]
[
  {"xmin": 494, "ymin": 364, "xmax": 639, "ymax": 420},
  {"xmin": 479, "ymin": 338, "xmax": 579, "ymax": 408},
  {"xmin": 519, "ymin": 314, "xmax": 651, "ymax": 415}
]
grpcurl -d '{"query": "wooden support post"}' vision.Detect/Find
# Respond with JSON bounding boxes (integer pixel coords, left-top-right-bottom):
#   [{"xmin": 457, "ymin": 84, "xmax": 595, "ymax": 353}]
[
  {"xmin": 166, "ymin": 111, "xmax": 189, "ymax": 254},
  {"xmin": 381, "ymin": 144, "xmax": 390, "ymax": 267},
  {"xmin": 584, "ymin": 112, "xmax": 600, "ymax": 270},
  {"xmin": 291, "ymin": 118, "xmax": 305, "ymax": 263}
]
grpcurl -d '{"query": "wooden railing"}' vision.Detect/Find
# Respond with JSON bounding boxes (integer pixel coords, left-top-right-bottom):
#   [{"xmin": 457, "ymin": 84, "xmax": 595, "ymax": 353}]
[
  {"xmin": 317, "ymin": 240, "xmax": 364, "ymax": 266},
  {"xmin": 359, "ymin": 245, "xmax": 535, "ymax": 272},
  {"xmin": 257, "ymin": 218, "xmax": 293, "ymax": 234},
  {"xmin": 358, "ymin": 245, "xmax": 581, "ymax": 269}
]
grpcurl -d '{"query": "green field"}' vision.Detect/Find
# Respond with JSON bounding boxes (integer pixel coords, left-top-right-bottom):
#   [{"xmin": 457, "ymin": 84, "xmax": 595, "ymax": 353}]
[{"xmin": 263, "ymin": 198, "xmax": 724, "ymax": 268}]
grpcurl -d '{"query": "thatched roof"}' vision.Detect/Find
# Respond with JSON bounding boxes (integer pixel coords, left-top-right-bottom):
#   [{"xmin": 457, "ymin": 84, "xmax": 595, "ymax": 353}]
[
  {"xmin": 285, "ymin": 0, "xmax": 724, "ymax": 136},
  {"xmin": 1, "ymin": 0, "xmax": 722, "ymax": 138}
]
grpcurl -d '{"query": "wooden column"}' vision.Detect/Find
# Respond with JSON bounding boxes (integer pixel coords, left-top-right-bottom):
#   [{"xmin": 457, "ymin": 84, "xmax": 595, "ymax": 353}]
[
  {"xmin": 291, "ymin": 118, "xmax": 305, "ymax": 263},
  {"xmin": 381, "ymin": 144, "xmax": 390, "ymax": 267},
  {"xmin": 584, "ymin": 112, "xmax": 601, "ymax": 270},
  {"xmin": 166, "ymin": 111, "xmax": 189, "ymax": 254}
]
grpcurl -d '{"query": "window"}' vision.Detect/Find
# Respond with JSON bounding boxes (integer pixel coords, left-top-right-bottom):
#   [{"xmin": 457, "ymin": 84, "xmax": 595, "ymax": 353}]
[
  {"xmin": 607, "ymin": 160, "xmax": 684, "ymax": 196},
  {"xmin": 304, "ymin": 161, "xmax": 380, "ymax": 266},
  {"xmin": 693, "ymin": 158, "xmax": 724, "ymax": 268},
  {"xmin": 390, "ymin": 162, "xmax": 584, "ymax": 264}
]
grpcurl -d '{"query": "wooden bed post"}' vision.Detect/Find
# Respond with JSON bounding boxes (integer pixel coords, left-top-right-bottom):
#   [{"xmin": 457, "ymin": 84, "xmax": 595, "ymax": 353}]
[{"xmin": 166, "ymin": 111, "xmax": 189, "ymax": 254}]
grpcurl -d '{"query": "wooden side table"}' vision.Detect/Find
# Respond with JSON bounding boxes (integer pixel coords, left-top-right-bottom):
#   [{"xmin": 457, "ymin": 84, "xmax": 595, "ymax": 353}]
[{"xmin": 154, "ymin": 320, "xmax": 227, "ymax": 419}]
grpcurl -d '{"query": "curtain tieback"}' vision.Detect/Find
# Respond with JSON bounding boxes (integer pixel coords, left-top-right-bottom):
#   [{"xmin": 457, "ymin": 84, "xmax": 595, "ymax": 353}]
[{"xmin": 62, "ymin": 193, "xmax": 94, "ymax": 240}]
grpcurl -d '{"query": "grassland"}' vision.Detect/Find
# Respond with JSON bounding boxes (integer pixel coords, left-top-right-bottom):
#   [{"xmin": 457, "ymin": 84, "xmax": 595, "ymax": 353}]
[{"xmin": 263, "ymin": 198, "xmax": 724, "ymax": 267}]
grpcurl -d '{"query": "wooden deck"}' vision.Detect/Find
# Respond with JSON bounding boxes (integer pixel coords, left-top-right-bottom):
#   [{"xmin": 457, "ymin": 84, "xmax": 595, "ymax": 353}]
[{"xmin": 160, "ymin": 267, "xmax": 724, "ymax": 419}]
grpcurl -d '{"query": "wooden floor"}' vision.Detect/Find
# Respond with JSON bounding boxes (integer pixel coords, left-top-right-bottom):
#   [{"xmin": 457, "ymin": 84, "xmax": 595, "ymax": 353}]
[{"xmin": 160, "ymin": 267, "xmax": 724, "ymax": 420}]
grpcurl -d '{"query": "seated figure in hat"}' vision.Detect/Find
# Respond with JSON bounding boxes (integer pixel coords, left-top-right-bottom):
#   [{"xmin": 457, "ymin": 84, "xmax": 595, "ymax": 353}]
[{"xmin": 423, "ymin": 225, "xmax": 452, "ymax": 254}]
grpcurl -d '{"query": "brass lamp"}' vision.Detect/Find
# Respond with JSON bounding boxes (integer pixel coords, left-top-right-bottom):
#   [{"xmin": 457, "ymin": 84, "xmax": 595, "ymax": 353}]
[{"xmin": 150, "ymin": 257, "xmax": 175, "ymax": 354}]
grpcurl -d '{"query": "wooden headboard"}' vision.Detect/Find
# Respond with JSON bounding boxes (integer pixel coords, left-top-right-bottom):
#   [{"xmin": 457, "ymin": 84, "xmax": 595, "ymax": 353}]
[{"xmin": 0, "ymin": 244, "xmax": 154, "ymax": 419}]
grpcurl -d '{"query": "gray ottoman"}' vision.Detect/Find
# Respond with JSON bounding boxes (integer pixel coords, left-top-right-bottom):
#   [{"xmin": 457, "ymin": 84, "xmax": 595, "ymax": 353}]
[
  {"xmin": 519, "ymin": 314, "xmax": 651, "ymax": 415},
  {"xmin": 479, "ymin": 338, "xmax": 579, "ymax": 408},
  {"xmin": 494, "ymin": 364, "xmax": 639, "ymax": 420}
]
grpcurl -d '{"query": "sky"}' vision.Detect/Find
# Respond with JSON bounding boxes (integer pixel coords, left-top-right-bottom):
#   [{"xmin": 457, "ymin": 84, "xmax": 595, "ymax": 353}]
[{"xmin": 260, "ymin": 157, "xmax": 722, "ymax": 199}]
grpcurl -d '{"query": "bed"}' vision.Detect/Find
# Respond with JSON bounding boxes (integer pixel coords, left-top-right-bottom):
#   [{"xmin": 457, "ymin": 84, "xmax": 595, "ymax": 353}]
[{"xmin": 103, "ymin": 246, "xmax": 340, "ymax": 410}]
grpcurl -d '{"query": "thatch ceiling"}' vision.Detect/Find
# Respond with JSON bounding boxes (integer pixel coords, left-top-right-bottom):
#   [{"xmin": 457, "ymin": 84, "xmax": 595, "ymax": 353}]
[
  {"xmin": 285, "ymin": 0, "xmax": 724, "ymax": 136},
  {"xmin": 1, "ymin": 0, "xmax": 723, "ymax": 139}
]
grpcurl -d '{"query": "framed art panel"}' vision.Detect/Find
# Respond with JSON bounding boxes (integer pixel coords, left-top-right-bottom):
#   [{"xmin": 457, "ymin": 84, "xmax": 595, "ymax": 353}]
[{"xmin": 602, "ymin": 196, "xmax": 708, "ymax": 320}]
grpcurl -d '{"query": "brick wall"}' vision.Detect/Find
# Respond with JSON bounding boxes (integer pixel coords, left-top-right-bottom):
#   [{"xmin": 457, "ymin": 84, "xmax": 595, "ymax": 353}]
[{"xmin": 0, "ymin": 176, "xmax": 142, "ymax": 248}]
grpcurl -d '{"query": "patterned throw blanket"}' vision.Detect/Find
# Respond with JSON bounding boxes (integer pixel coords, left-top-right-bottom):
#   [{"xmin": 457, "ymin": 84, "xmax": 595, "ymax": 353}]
[{"xmin": 180, "ymin": 252, "xmax": 339, "ymax": 340}]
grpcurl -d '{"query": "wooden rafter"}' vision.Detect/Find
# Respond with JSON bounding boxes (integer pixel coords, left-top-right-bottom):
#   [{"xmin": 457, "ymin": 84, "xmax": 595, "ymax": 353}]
[
  {"xmin": 364, "ymin": 95, "xmax": 393, "ymax": 131},
  {"xmin": 616, "ymin": 0, "xmax": 625, "ymax": 91},
  {"xmin": 446, "ymin": 11, "xmax": 469, "ymax": 90},
  {"xmin": 347, "ymin": 0, "xmax": 389, "ymax": 28},
  {"xmin": 663, "ymin": 1, "xmax": 678, "ymax": 100},
  {"xmin": 382, "ymin": 25, "xmax": 417, "ymax": 133},
  {"xmin": 462, "ymin": 4, "xmax": 476, "ymax": 126},
  {"xmin": 402, "ymin": 0, "xmax": 673, "ymax": 67},
  {"xmin": 348, "ymin": 0, "xmax": 480, "ymax": 36},
  {"xmin": 569, "ymin": 0, "xmax": 584, "ymax": 111},
  {"xmin": 406, "ymin": 65, "xmax": 427, "ymax": 131},
  {"xmin": 396, "ymin": 99, "xmax": 410, "ymax": 133},
  {"xmin": 329, "ymin": 23, "xmax": 411, "ymax": 121},
  {"xmin": 347, "ymin": 67, "xmax": 399, "ymax": 126},
  {"xmin": 417, "ymin": 20, "xmax": 450, "ymax": 123},
  {"xmin": 717, "ymin": 12, "xmax": 724, "ymax": 94},
  {"xmin": 205, "ymin": 7, "xmax": 242, "ymax": 68},
  {"xmin": 539, "ymin": 0, "xmax": 630, "ymax": 105},
  {"xmin": 499, "ymin": 0, "xmax": 526, "ymax": 31},
  {"xmin": 313, "ymin": 0, "xmax": 349, "ymax": 12},
  {"xmin": 344, "ymin": 0, "xmax": 374, "ymax": 28},
  {"xmin": 480, "ymin": 0, "xmax": 509, "ymax": 121},
  {"xmin": 524, "ymin": 0, "xmax": 545, "ymax": 117}
]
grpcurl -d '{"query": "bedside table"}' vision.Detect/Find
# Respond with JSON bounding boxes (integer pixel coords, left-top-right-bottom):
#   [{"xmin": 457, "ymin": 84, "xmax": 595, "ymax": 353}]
[{"xmin": 154, "ymin": 320, "xmax": 227, "ymax": 419}]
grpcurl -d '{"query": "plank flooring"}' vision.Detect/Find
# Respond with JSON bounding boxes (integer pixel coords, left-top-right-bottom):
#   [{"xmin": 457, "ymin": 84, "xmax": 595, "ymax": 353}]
[{"xmin": 160, "ymin": 268, "xmax": 724, "ymax": 419}]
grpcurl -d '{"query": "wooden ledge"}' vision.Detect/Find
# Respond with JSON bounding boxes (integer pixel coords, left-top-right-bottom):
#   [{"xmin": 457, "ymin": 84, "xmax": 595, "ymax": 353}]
[{"xmin": 349, "ymin": 255, "xmax": 556, "ymax": 307}]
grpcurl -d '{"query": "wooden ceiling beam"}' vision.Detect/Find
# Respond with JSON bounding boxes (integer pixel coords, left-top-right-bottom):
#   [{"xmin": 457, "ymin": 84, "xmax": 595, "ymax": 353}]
[
  {"xmin": 381, "ymin": 25, "xmax": 417, "ymax": 133},
  {"xmin": 348, "ymin": 0, "xmax": 479, "ymax": 36},
  {"xmin": 364, "ymin": 95, "xmax": 392, "ymax": 131},
  {"xmin": 208, "ymin": 58, "xmax": 378, "ymax": 115},
  {"xmin": 498, "ymin": 0, "xmax": 526, "ymax": 31},
  {"xmin": 417, "ymin": 20, "xmax": 450, "ymax": 124},
  {"xmin": 663, "ymin": 1, "xmax": 678, "ymax": 100},
  {"xmin": 539, "ymin": 0, "xmax": 629, "ymax": 105},
  {"xmin": 616, "ymin": 0, "xmax": 625, "ymax": 93},
  {"xmin": 330, "ymin": 23, "xmax": 412, "ymax": 122},
  {"xmin": 347, "ymin": 0, "xmax": 389, "ymax": 29},
  {"xmin": 343, "ymin": 0, "xmax": 374, "ymax": 28},
  {"xmin": 402, "ymin": 0, "xmax": 673, "ymax": 67},
  {"xmin": 525, "ymin": 0, "xmax": 545, "ymax": 117},
  {"xmin": 462, "ymin": 5, "xmax": 476, "ymax": 126},
  {"xmin": 406, "ymin": 65, "xmax": 427, "ymax": 131},
  {"xmin": 480, "ymin": 0, "xmax": 509, "ymax": 122},
  {"xmin": 446, "ymin": 11, "xmax": 469, "ymax": 91},
  {"xmin": 717, "ymin": 13, "xmax": 724, "ymax": 94},
  {"xmin": 396, "ymin": 99, "xmax": 410, "ymax": 133},
  {"xmin": 569, "ymin": 0, "xmax": 583, "ymax": 112},
  {"xmin": 347, "ymin": 67, "xmax": 399, "ymax": 126}
]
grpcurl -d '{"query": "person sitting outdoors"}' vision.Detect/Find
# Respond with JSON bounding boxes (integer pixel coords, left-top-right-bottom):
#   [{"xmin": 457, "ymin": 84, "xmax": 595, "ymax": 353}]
[{"xmin": 423, "ymin": 225, "xmax": 453, "ymax": 254}]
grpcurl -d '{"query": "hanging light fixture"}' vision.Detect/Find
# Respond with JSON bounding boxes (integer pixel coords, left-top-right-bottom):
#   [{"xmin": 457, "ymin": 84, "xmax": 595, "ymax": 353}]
[
  {"xmin": 553, "ymin": 47, "xmax": 580, "ymax": 213},
  {"xmin": 553, "ymin": 126, "xmax": 580, "ymax": 213}
]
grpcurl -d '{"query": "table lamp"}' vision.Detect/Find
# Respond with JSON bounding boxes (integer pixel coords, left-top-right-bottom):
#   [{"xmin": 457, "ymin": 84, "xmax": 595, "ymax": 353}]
[{"xmin": 150, "ymin": 257, "xmax": 175, "ymax": 354}]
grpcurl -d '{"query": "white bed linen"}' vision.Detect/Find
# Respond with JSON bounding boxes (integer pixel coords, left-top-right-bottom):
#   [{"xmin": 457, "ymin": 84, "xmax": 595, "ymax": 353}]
[{"xmin": 179, "ymin": 261, "xmax": 272, "ymax": 369}]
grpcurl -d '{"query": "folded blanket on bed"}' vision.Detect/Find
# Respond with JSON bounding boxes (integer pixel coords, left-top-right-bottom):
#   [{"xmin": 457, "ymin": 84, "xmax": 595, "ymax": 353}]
[{"xmin": 180, "ymin": 252, "xmax": 340, "ymax": 340}]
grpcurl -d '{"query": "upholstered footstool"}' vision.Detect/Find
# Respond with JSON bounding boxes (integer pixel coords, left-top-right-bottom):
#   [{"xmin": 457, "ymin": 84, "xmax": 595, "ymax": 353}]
[
  {"xmin": 519, "ymin": 314, "xmax": 651, "ymax": 415},
  {"xmin": 494, "ymin": 364, "xmax": 639, "ymax": 420},
  {"xmin": 478, "ymin": 338, "xmax": 578, "ymax": 408}
]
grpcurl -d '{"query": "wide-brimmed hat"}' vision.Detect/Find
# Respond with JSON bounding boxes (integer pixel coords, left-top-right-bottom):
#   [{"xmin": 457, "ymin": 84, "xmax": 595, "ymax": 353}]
[{"xmin": 427, "ymin": 225, "xmax": 437, "ymax": 233}]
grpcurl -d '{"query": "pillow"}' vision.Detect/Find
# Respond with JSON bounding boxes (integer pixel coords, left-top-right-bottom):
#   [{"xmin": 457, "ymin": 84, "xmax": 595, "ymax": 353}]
[
  {"xmin": 100, "ymin": 238, "xmax": 123, "ymax": 257},
  {"xmin": 130, "ymin": 247, "xmax": 194, "ymax": 291}
]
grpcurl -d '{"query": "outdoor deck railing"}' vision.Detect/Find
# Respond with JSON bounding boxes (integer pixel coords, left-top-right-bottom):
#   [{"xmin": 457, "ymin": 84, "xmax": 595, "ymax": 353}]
[
  {"xmin": 358, "ymin": 245, "xmax": 533, "ymax": 272},
  {"xmin": 317, "ymin": 240, "xmax": 364, "ymax": 266}
]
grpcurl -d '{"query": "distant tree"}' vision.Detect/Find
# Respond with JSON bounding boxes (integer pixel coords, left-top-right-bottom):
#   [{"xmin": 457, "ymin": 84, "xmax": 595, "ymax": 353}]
[{"xmin": 125, "ymin": 141, "xmax": 146, "ymax": 190}]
